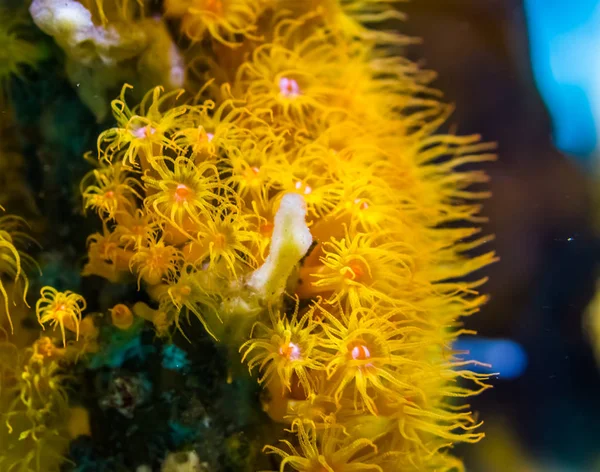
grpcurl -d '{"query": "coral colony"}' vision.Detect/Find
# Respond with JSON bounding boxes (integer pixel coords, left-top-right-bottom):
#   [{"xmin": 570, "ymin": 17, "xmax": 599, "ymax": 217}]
[{"xmin": 0, "ymin": 0, "xmax": 496, "ymax": 471}]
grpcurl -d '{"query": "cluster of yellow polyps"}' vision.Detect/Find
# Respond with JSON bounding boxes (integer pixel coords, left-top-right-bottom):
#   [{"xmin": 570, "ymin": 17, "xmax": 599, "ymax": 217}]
[
  {"xmin": 0, "ymin": 335, "xmax": 73, "ymax": 471},
  {"xmin": 80, "ymin": 4, "xmax": 496, "ymax": 471},
  {"xmin": 0, "ymin": 216, "xmax": 97, "ymax": 470}
]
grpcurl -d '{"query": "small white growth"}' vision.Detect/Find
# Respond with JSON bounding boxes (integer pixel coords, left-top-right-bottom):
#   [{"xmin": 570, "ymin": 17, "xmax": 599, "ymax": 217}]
[
  {"xmin": 30, "ymin": 0, "xmax": 94, "ymax": 39},
  {"xmin": 30, "ymin": 0, "xmax": 149, "ymax": 120},
  {"xmin": 247, "ymin": 193, "xmax": 312, "ymax": 299},
  {"xmin": 30, "ymin": 0, "xmax": 147, "ymax": 67}
]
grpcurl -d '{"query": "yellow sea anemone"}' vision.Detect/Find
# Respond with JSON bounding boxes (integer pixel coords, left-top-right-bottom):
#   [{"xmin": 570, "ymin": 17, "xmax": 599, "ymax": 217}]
[
  {"xmin": 98, "ymin": 85, "xmax": 189, "ymax": 168},
  {"xmin": 241, "ymin": 305, "xmax": 324, "ymax": 396},
  {"xmin": 264, "ymin": 421, "xmax": 382, "ymax": 472},
  {"xmin": 142, "ymin": 155, "xmax": 230, "ymax": 236},
  {"xmin": 36, "ymin": 287, "xmax": 87, "ymax": 347},
  {"xmin": 165, "ymin": 0, "xmax": 269, "ymax": 46},
  {"xmin": 129, "ymin": 232, "xmax": 183, "ymax": 287}
]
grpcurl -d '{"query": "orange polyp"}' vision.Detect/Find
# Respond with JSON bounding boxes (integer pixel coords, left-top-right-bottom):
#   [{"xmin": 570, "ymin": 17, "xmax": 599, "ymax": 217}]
[
  {"xmin": 355, "ymin": 198, "xmax": 369, "ymax": 210},
  {"xmin": 350, "ymin": 342, "xmax": 371, "ymax": 361},
  {"xmin": 205, "ymin": 0, "xmax": 224, "ymax": 15},
  {"xmin": 259, "ymin": 221, "xmax": 274, "ymax": 237},
  {"xmin": 342, "ymin": 260, "xmax": 367, "ymax": 281},
  {"xmin": 110, "ymin": 303, "xmax": 134, "ymax": 330},
  {"xmin": 243, "ymin": 166, "xmax": 262, "ymax": 189},
  {"xmin": 180, "ymin": 285, "xmax": 192, "ymax": 296},
  {"xmin": 37, "ymin": 337, "xmax": 53, "ymax": 356},
  {"xmin": 279, "ymin": 341, "xmax": 301, "ymax": 361},
  {"xmin": 297, "ymin": 256, "xmax": 372, "ymax": 300},
  {"xmin": 174, "ymin": 183, "xmax": 192, "ymax": 203},
  {"xmin": 213, "ymin": 232, "xmax": 227, "ymax": 249}
]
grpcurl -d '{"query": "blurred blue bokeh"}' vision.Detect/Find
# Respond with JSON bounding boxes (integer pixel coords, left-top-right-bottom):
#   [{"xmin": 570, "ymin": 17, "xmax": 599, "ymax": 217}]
[
  {"xmin": 455, "ymin": 337, "xmax": 528, "ymax": 380},
  {"xmin": 524, "ymin": 0, "xmax": 600, "ymax": 158}
]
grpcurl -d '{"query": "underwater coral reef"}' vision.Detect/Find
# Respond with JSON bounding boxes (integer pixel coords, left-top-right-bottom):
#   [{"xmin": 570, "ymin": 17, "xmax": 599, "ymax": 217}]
[{"xmin": 0, "ymin": 0, "xmax": 495, "ymax": 470}]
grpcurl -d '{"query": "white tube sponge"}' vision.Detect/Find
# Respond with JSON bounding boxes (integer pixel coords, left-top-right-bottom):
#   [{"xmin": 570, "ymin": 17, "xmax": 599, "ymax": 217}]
[
  {"xmin": 247, "ymin": 193, "xmax": 313, "ymax": 300},
  {"xmin": 29, "ymin": 0, "xmax": 146, "ymax": 67},
  {"xmin": 29, "ymin": 0, "xmax": 94, "ymax": 41}
]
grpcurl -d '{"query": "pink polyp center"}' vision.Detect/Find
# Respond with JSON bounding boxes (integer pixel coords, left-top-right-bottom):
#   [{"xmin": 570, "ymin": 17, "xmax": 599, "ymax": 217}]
[
  {"xmin": 279, "ymin": 77, "xmax": 300, "ymax": 98},
  {"xmin": 131, "ymin": 124, "xmax": 156, "ymax": 139},
  {"xmin": 351, "ymin": 343, "xmax": 371, "ymax": 361},
  {"xmin": 280, "ymin": 342, "xmax": 302, "ymax": 361}
]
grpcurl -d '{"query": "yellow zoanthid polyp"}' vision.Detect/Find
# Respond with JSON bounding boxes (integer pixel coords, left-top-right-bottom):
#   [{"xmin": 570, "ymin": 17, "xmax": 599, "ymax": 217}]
[
  {"xmin": 142, "ymin": 155, "xmax": 230, "ymax": 237},
  {"xmin": 319, "ymin": 305, "xmax": 431, "ymax": 416},
  {"xmin": 81, "ymin": 160, "xmax": 142, "ymax": 222},
  {"xmin": 0, "ymin": 336, "xmax": 73, "ymax": 472},
  {"xmin": 264, "ymin": 421, "xmax": 382, "ymax": 472},
  {"xmin": 110, "ymin": 303, "xmax": 135, "ymax": 330},
  {"xmin": 99, "ymin": 85, "xmax": 190, "ymax": 168},
  {"xmin": 182, "ymin": 207, "xmax": 261, "ymax": 277},
  {"xmin": 241, "ymin": 303, "xmax": 324, "ymax": 397},
  {"xmin": 164, "ymin": 0, "xmax": 269, "ymax": 46},
  {"xmin": 129, "ymin": 231, "xmax": 184, "ymax": 287},
  {"xmin": 36, "ymin": 287, "xmax": 87, "ymax": 347},
  {"xmin": 235, "ymin": 17, "xmax": 350, "ymax": 130},
  {"xmin": 297, "ymin": 230, "xmax": 417, "ymax": 311}
]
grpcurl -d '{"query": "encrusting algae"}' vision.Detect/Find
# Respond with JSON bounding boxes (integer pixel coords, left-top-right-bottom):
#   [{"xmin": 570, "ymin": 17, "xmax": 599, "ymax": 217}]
[{"xmin": 0, "ymin": 0, "xmax": 497, "ymax": 470}]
